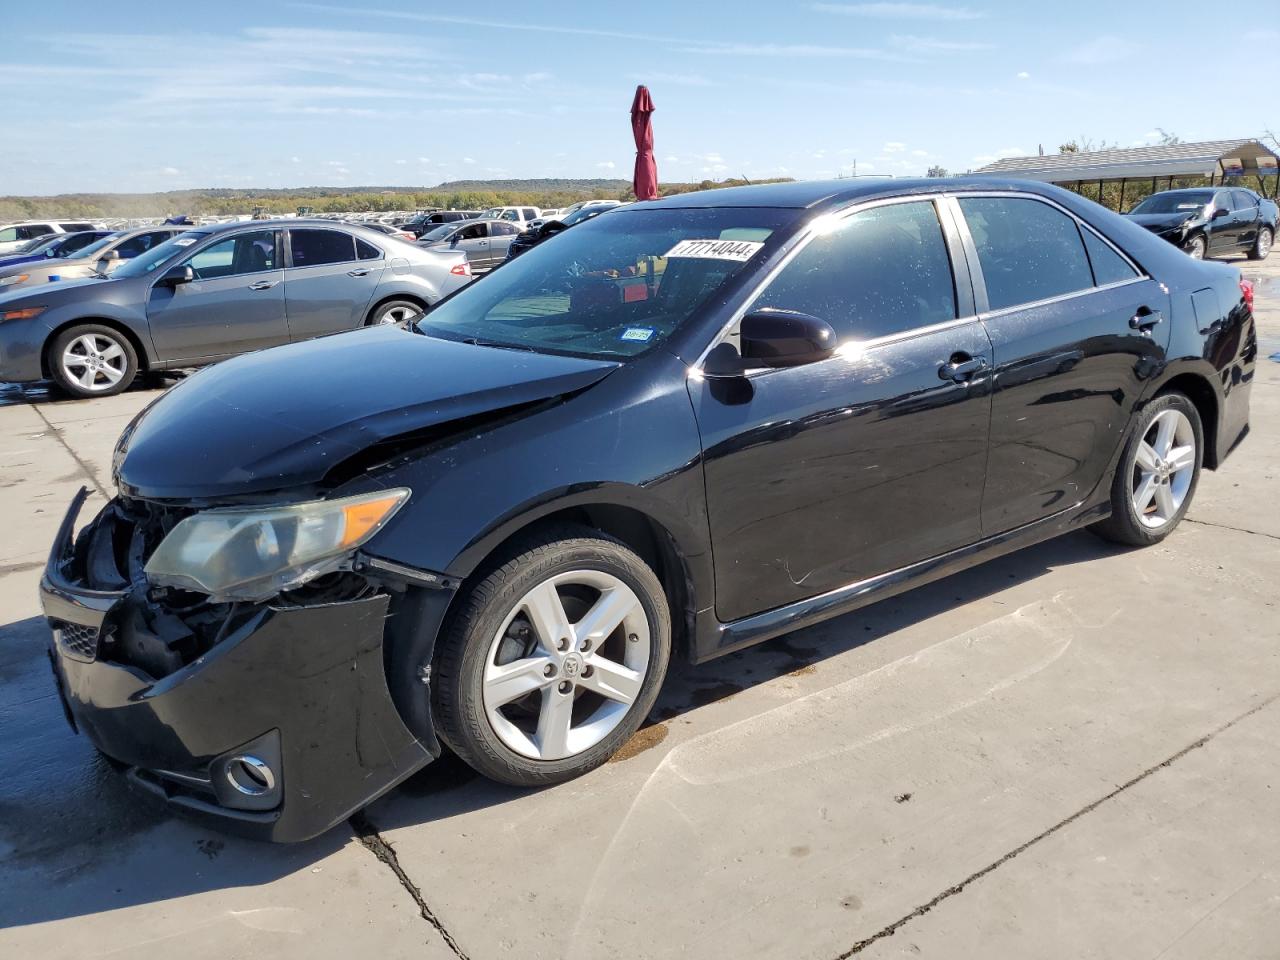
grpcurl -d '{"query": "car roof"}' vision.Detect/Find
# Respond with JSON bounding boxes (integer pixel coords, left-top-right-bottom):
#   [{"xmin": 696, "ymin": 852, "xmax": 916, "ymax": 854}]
[{"xmin": 633, "ymin": 176, "xmax": 1070, "ymax": 211}]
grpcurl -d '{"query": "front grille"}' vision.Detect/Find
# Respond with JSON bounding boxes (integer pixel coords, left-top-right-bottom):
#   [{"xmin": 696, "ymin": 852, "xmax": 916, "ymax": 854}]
[{"xmin": 56, "ymin": 621, "xmax": 100, "ymax": 662}]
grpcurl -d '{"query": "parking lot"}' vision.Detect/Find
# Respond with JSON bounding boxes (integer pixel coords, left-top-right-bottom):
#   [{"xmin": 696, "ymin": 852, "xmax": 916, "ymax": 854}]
[{"xmin": 0, "ymin": 251, "xmax": 1277, "ymax": 959}]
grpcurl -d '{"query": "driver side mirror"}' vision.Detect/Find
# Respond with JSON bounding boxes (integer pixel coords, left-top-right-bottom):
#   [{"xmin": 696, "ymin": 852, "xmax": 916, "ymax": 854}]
[
  {"xmin": 1211, "ymin": 207, "xmax": 1229, "ymax": 220},
  {"xmin": 704, "ymin": 310, "xmax": 838, "ymax": 377},
  {"xmin": 159, "ymin": 264, "xmax": 195, "ymax": 286}
]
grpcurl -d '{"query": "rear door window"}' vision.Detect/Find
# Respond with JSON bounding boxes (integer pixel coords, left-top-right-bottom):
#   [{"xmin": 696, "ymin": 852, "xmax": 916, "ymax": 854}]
[
  {"xmin": 958, "ymin": 197, "xmax": 1094, "ymax": 311},
  {"xmin": 749, "ymin": 200, "xmax": 957, "ymax": 342},
  {"xmin": 1232, "ymin": 191, "xmax": 1257, "ymax": 211},
  {"xmin": 19, "ymin": 224, "xmax": 54, "ymax": 240},
  {"xmin": 1080, "ymin": 228, "xmax": 1139, "ymax": 286},
  {"xmin": 356, "ymin": 238, "xmax": 382, "ymax": 260},
  {"xmin": 290, "ymin": 229, "xmax": 356, "ymax": 267}
]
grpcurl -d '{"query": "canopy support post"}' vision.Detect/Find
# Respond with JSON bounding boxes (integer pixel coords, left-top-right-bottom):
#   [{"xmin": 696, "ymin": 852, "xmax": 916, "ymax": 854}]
[{"xmin": 1118, "ymin": 178, "xmax": 1126, "ymax": 211}]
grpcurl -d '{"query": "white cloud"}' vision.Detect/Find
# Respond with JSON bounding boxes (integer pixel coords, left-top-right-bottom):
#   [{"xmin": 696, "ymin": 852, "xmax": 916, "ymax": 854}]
[
  {"xmin": 678, "ymin": 41, "xmax": 903, "ymax": 59},
  {"xmin": 394, "ymin": 158, "xmax": 407, "ymax": 164},
  {"xmin": 810, "ymin": 3, "xmax": 985, "ymax": 20},
  {"xmin": 462, "ymin": 157, "xmax": 476, "ymax": 164},
  {"xmin": 859, "ymin": 161, "xmax": 876, "ymax": 171},
  {"xmin": 597, "ymin": 160, "xmax": 617, "ymax": 170},
  {"xmin": 1016, "ymin": 71, "xmax": 1030, "ymax": 79},
  {"xmin": 703, "ymin": 152, "xmax": 725, "ymax": 164},
  {"xmin": 324, "ymin": 160, "xmax": 346, "ymax": 167},
  {"xmin": 883, "ymin": 141, "xmax": 906, "ymax": 153},
  {"xmin": 290, "ymin": 156, "xmax": 301, "ymax": 163},
  {"xmin": 1060, "ymin": 35, "xmax": 1128, "ymax": 65},
  {"xmin": 627, "ymin": 71, "xmax": 716, "ymax": 87},
  {"xmin": 911, "ymin": 149, "xmax": 928, "ymax": 157},
  {"xmin": 159, "ymin": 166, "xmax": 179, "ymax": 176},
  {"xmin": 417, "ymin": 156, "xmax": 432, "ymax": 164},
  {"xmin": 970, "ymin": 146, "xmax": 1026, "ymax": 166}
]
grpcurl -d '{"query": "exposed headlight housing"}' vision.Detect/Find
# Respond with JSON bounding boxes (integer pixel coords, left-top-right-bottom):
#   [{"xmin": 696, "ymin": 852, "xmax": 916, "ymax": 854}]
[
  {"xmin": 0, "ymin": 274, "xmax": 30, "ymax": 287},
  {"xmin": 145, "ymin": 488, "xmax": 410, "ymax": 601}
]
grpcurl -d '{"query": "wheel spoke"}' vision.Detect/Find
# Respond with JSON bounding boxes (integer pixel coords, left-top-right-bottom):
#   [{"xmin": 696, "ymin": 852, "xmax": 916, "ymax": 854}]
[
  {"xmin": 1154, "ymin": 482, "xmax": 1176, "ymax": 519},
  {"xmin": 1133, "ymin": 474, "xmax": 1158, "ymax": 513},
  {"xmin": 1135, "ymin": 442, "xmax": 1160, "ymax": 472},
  {"xmin": 573, "ymin": 586, "xmax": 638, "ymax": 648},
  {"xmin": 1166, "ymin": 444, "xmax": 1194, "ymax": 473},
  {"xmin": 99, "ymin": 342, "xmax": 124, "ymax": 361},
  {"xmin": 485, "ymin": 656, "xmax": 554, "ymax": 707},
  {"xmin": 521, "ymin": 580, "xmax": 572, "ymax": 651},
  {"xmin": 62, "ymin": 351, "xmax": 89, "ymax": 369},
  {"xmin": 77, "ymin": 367, "xmax": 97, "ymax": 389},
  {"xmin": 534, "ymin": 687, "xmax": 575, "ymax": 757},
  {"xmin": 1154, "ymin": 413, "xmax": 1177, "ymax": 456},
  {"xmin": 579, "ymin": 654, "xmax": 643, "ymax": 705}
]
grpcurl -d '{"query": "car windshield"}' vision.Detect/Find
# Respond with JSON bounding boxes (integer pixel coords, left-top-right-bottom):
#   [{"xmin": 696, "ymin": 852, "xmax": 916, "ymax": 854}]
[
  {"xmin": 15, "ymin": 236, "xmax": 57, "ymax": 254},
  {"xmin": 112, "ymin": 231, "xmax": 209, "ymax": 278},
  {"xmin": 481, "ymin": 207, "xmax": 506, "ymax": 219},
  {"xmin": 75, "ymin": 236, "xmax": 118, "ymax": 259},
  {"xmin": 1131, "ymin": 192, "xmax": 1214, "ymax": 214},
  {"xmin": 561, "ymin": 203, "xmax": 618, "ymax": 226},
  {"xmin": 422, "ymin": 225, "xmax": 456, "ymax": 242},
  {"xmin": 417, "ymin": 207, "xmax": 795, "ymax": 360}
]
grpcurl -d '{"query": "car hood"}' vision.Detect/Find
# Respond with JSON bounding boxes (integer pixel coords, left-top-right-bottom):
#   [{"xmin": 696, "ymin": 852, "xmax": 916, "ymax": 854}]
[
  {"xmin": 1125, "ymin": 212, "xmax": 1197, "ymax": 231},
  {"xmin": 0, "ymin": 273, "xmax": 111, "ymax": 302},
  {"xmin": 114, "ymin": 326, "xmax": 621, "ymax": 500}
]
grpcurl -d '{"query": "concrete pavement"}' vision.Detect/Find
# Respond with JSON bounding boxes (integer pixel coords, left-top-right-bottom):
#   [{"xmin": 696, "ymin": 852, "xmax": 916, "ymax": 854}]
[{"xmin": 1, "ymin": 253, "xmax": 1277, "ymax": 959}]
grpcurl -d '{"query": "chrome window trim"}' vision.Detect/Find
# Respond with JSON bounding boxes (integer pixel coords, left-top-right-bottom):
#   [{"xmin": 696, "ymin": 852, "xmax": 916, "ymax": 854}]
[
  {"xmin": 691, "ymin": 194, "xmax": 962, "ymax": 371},
  {"xmin": 977, "ymin": 274, "xmax": 1149, "ymax": 321}
]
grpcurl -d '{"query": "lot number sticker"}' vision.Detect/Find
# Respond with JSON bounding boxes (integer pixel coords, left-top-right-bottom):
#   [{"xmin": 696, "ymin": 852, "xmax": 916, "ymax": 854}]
[{"xmin": 664, "ymin": 238, "xmax": 764, "ymax": 262}]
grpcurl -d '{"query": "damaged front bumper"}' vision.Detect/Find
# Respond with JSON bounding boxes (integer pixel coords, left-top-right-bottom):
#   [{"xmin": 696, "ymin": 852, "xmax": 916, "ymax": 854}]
[{"xmin": 40, "ymin": 488, "xmax": 447, "ymax": 843}]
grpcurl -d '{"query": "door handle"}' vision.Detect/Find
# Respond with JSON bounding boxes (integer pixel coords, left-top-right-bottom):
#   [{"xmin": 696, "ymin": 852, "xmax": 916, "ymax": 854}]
[
  {"xmin": 1129, "ymin": 308, "xmax": 1164, "ymax": 331},
  {"xmin": 248, "ymin": 279, "xmax": 278, "ymax": 290},
  {"xmin": 347, "ymin": 268, "xmax": 372, "ymax": 277},
  {"xmin": 938, "ymin": 354, "xmax": 987, "ymax": 383}
]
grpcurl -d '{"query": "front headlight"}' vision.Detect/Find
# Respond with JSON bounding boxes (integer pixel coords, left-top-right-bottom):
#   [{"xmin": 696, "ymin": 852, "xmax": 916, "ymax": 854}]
[
  {"xmin": 0, "ymin": 274, "xmax": 30, "ymax": 287},
  {"xmin": 145, "ymin": 488, "xmax": 410, "ymax": 601}
]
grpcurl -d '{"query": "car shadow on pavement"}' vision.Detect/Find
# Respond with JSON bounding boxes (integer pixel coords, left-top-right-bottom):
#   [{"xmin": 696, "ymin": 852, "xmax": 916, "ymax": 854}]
[{"xmin": 0, "ymin": 529, "xmax": 1120, "ymax": 929}]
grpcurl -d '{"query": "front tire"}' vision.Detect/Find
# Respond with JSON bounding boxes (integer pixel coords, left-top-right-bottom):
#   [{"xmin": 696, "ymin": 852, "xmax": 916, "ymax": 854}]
[
  {"xmin": 1184, "ymin": 233, "xmax": 1207, "ymax": 260},
  {"xmin": 432, "ymin": 528, "xmax": 671, "ymax": 787},
  {"xmin": 48, "ymin": 324, "xmax": 138, "ymax": 398},
  {"xmin": 366, "ymin": 299, "xmax": 425, "ymax": 327},
  {"xmin": 1090, "ymin": 392, "xmax": 1203, "ymax": 547},
  {"xmin": 1248, "ymin": 226, "xmax": 1273, "ymax": 261}
]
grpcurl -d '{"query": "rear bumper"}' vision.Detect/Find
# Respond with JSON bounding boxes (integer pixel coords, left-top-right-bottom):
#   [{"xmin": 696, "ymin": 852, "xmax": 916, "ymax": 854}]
[{"xmin": 41, "ymin": 490, "xmax": 439, "ymax": 842}]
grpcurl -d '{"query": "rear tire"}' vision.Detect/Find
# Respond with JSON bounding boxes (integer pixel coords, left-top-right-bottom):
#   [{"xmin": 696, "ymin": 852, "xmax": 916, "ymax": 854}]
[
  {"xmin": 431, "ymin": 528, "xmax": 671, "ymax": 787},
  {"xmin": 1248, "ymin": 226, "xmax": 1273, "ymax": 261},
  {"xmin": 48, "ymin": 324, "xmax": 138, "ymax": 399},
  {"xmin": 1090, "ymin": 392, "xmax": 1203, "ymax": 547},
  {"xmin": 366, "ymin": 299, "xmax": 424, "ymax": 327}
]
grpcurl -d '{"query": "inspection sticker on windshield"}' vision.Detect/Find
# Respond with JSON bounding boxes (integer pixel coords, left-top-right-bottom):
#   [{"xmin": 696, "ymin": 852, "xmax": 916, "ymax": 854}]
[
  {"xmin": 172, "ymin": 238, "xmax": 198, "ymax": 246},
  {"xmin": 663, "ymin": 238, "xmax": 764, "ymax": 262},
  {"xmin": 620, "ymin": 327, "xmax": 655, "ymax": 343}
]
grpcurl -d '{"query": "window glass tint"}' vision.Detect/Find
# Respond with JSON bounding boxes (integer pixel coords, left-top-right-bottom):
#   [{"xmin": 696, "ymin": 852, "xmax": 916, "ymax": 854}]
[
  {"xmin": 59, "ymin": 222, "xmax": 94, "ymax": 232},
  {"xmin": 20, "ymin": 225, "xmax": 54, "ymax": 239},
  {"xmin": 459, "ymin": 223, "xmax": 487, "ymax": 240},
  {"xmin": 115, "ymin": 230, "xmax": 174, "ymax": 259},
  {"xmin": 749, "ymin": 201, "xmax": 956, "ymax": 342},
  {"xmin": 493, "ymin": 222, "xmax": 518, "ymax": 236},
  {"xmin": 1080, "ymin": 228, "xmax": 1138, "ymax": 286},
  {"xmin": 290, "ymin": 229, "xmax": 356, "ymax": 267},
  {"xmin": 185, "ymin": 230, "xmax": 277, "ymax": 280},
  {"xmin": 0, "ymin": 228, "xmax": 17, "ymax": 242},
  {"xmin": 958, "ymin": 198, "xmax": 1093, "ymax": 311},
  {"xmin": 356, "ymin": 238, "xmax": 382, "ymax": 260},
  {"xmin": 59, "ymin": 232, "xmax": 106, "ymax": 255},
  {"xmin": 1232, "ymin": 191, "xmax": 1257, "ymax": 210}
]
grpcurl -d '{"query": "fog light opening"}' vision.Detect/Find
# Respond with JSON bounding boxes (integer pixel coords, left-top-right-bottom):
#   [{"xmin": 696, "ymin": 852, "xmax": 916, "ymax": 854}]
[{"xmin": 225, "ymin": 755, "xmax": 276, "ymax": 796}]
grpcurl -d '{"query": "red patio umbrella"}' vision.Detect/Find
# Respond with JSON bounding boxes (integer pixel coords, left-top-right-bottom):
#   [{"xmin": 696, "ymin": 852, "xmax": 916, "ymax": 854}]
[{"xmin": 631, "ymin": 85, "xmax": 658, "ymax": 201}]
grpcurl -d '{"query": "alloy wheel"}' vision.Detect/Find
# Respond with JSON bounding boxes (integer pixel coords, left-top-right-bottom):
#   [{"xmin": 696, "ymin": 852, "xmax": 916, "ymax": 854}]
[
  {"xmin": 379, "ymin": 304, "xmax": 419, "ymax": 325},
  {"xmin": 1185, "ymin": 236, "xmax": 1206, "ymax": 259},
  {"xmin": 1258, "ymin": 229, "xmax": 1273, "ymax": 259},
  {"xmin": 1130, "ymin": 408, "xmax": 1196, "ymax": 529},
  {"xmin": 481, "ymin": 569, "xmax": 650, "ymax": 761},
  {"xmin": 61, "ymin": 333, "xmax": 128, "ymax": 393}
]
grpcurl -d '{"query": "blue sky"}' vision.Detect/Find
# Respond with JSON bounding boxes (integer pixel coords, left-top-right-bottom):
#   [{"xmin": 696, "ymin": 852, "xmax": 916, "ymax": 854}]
[{"xmin": 1, "ymin": 0, "xmax": 1274, "ymax": 195}]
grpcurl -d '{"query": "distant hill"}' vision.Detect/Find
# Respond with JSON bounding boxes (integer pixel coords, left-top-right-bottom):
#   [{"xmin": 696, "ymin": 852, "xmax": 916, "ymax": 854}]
[{"xmin": 0, "ymin": 177, "xmax": 790, "ymax": 220}]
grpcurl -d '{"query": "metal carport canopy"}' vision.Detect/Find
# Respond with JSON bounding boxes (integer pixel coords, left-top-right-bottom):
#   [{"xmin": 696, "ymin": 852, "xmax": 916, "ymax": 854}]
[{"xmin": 971, "ymin": 139, "xmax": 1280, "ymax": 183}]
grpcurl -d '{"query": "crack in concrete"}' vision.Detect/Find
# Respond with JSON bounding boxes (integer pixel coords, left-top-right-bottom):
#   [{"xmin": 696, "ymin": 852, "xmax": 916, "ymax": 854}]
[
  {"xmin": 833, "ymin": 691, "xmax": 1280, "ymax": 958},
  {"xmin": 350, "ymin": 812, "xmax": 471, "ymax": 960},
  {"xmin": 31, "ymin": 405, "xmax": 109, "ymax": 499},
  {"xmin": 1184, "ymin": 516, "xmax": 1280, "ymax": 541}
]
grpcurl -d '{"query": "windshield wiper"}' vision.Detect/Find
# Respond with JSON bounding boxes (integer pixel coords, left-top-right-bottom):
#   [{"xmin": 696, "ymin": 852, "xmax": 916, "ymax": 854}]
[{"xmin": 460, "ymin": 336, "xmax": 537, "ymax": 353}]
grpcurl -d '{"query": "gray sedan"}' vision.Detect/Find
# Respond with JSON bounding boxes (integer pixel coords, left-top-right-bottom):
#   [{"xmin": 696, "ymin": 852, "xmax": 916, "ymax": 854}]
[
  {"xmin": 0, "ymin": 219, "xmax": 472, "ymax": 397},
  {"xmin": 417, "ymin": 219, "xmax": 522, "ymax": 274},
  {"xmin": 0, "ymin": 226, "xmax": 189, "ymax": 290}
]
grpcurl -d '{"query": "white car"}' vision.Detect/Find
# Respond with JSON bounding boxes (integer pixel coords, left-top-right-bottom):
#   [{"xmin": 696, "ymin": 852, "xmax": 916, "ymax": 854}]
[
  {"xmin": 0, "ymin": 220, "xmax": 99, "ymax": 255},
  {"xmin": 479, "ymin": 205, "xmax": 542, "ymax": 228}
]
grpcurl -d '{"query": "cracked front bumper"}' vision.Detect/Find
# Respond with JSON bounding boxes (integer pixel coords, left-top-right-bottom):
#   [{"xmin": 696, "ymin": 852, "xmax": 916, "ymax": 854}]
[{"xmin": 41, "ymin": 489, "xmax": 440, "ymax": 843}]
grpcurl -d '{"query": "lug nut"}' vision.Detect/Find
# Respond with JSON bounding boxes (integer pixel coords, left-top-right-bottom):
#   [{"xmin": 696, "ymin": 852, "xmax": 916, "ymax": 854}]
[
  {"xmin": 556, "ymin": 637, "xmax": 569, "ymax": 651},
  {"xmin": 582, "ymin": 665, "xmax": 594, "ymax": 678},
  {"xmin": 543, "ymin": 664, "xmax": 556, "ymax": 677},
  {"xmin": 580, "ymin": 638, "xmax": 592, "ymax": 652},
  {"xmin": 558, "ymin": 680, "xmax": 572, "ymax": 694},
  {"xmin": 627, "ymin": 633, "xmax": 639, "ymax": 643}
]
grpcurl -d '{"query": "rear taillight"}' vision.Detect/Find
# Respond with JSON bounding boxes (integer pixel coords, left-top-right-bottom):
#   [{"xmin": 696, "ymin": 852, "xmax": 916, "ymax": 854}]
[
  {"xmin": 450, "ymin": 261, "xmax": 471, "ymax": 277},
  {"xmin": 1240, "ymin": 277, "xmax": 1254, "ymax": 311}
]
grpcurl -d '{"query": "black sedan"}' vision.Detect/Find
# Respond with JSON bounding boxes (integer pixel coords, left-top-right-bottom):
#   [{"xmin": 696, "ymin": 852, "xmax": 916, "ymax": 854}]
[
  {"xmin": 505, "ymin": 200, "xmax": 626, "ymax": 261},
  {"xmin": 42, "ymin": 178, "xmax": 1255, "ymax": 841},
  {"xmin": 1126, "ymin": 187, "xmax": 1277, "ymax": 260}
]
